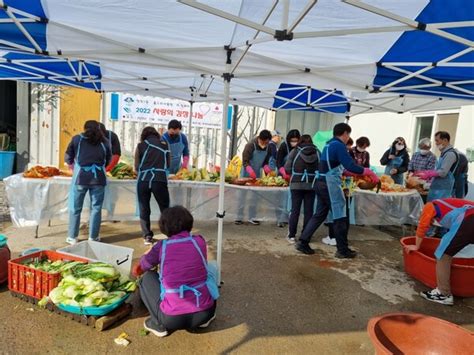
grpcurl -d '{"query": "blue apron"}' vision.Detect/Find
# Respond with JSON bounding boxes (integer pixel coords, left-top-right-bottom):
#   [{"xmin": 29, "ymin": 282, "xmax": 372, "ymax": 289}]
[
  {"xmin": 434, "ymin": 200, "xmax": 474, "ymax": 260},
  {"xmin": 384, "ymin": 149, "xmax": 404, "ymax": 185},
  {"xmin": 319, "ymin": 142, "xmax": 346, "ymax": 220},
  {"xmin": 68, "ymin": 135, "xmax": 107, "ymax": 209},
  {"xmin": 290, "ymin": 146, "xmax": 317, "ymax": 187},
  {"xmin": 137, "ymin": 140, "xmax": 169, "ymax": 188},
  {"xmin": 164, "ymin": 134, "xmax": 185, "ymax": 174},
  {"xmin": 159, "ymin": 235, "xmax": 219, "ymax": 307},
  {"xmin": 427, "ymin": 149, "xmax": 459, "ymax": 202},
  {"xmin": 242, "ymin": 143, "xmax": 268, "ymax": 178}
]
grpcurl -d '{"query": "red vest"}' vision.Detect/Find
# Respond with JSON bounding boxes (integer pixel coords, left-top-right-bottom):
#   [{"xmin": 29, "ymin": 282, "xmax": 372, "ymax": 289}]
[{"xmin": 433, "ymin": 198, "xmax": 474, "ymax": 221}]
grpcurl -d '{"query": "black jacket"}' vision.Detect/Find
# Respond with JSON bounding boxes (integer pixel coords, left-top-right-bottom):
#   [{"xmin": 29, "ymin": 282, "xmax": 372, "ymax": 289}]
[
  {"xmin": 380, "ymin": 147, "xmax": 410, "ymax": 174},
  {"xmin": 134, "ymin": 136, "xmax": 170, "ymax": 183},
  {"xmin": 284, "ymin": 143, "xmax": 320, "ymax": 190}
]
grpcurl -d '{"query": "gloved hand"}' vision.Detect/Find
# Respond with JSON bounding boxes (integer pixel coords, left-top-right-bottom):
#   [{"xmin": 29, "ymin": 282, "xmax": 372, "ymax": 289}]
[
  {"xmin": 68, "ymin": 164, "xmax": 74, "ymax": 171},
  {"xmin": 342, "ymin": 170, "xmax": 357, "ymax": 177},
  {"xmin": 132, "ymin": 261, "xmax": 144, "ymax": 278},
  {"xmin": 414, "ymin": 170, "xmax": 438, "ymax": 180},
  {"xmin": 279, "ymin": 167, "xmax": 289, "ymax": 180},
  {"xmin": 263, "ymin": 165, "xmax": 272, "ymax": 174},
  {"xmin": 363, "ymin": 168, "xmax": 379, "ymax": 183},
  {"xmin": 182, "ymin": 156, "xmax": 190, "ymax": 169},
  {"xmin": 106, "ymin": 154, "xmax": 120, "ymax": 172},
  {"xmin": 245, "ymin": 166, "xmax": 257, "ymax": 179}
]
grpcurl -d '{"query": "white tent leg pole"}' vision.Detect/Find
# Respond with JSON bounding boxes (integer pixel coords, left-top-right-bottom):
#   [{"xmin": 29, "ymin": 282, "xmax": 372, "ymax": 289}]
[
  {"xmin": 216, "ymin": 75, "xmax": 231, "ymax": 284},
  {"xmin": 101, "ymin": 92, "xmax": 107, "ymax": 124},
  {"xmin": 188, "ymin": 100, "xmax": 194, "ymax": 162}
]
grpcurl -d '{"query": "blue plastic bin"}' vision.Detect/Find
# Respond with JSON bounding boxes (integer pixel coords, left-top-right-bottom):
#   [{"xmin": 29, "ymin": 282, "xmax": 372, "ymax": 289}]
[{"xmin": 0, "ymin": 151, "xmax": 15, "ymax": 180}]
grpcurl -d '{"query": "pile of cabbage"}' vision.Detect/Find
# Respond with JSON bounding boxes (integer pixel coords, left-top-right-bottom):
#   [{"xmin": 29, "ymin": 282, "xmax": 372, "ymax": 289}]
[{"xmin": 39, "ymin": 262, "xmax": 136, "ymax": 308}]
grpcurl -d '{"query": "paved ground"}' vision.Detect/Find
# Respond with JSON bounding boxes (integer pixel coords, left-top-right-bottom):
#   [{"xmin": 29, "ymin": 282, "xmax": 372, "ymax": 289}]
[
  {"xmin": 1, "ymin": 219, "xmax": 473, "ymax": 354},
  {"xmin": 0, "ymin": 181, "xmax": 10, "ymax": 227}
]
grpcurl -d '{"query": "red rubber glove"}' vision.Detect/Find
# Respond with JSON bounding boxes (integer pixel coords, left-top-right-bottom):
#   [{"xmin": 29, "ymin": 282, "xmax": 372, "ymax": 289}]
[
  {"xmin": 132, "ymin": 261, "xmax": 144, "ymax": 278},
  {"xmin": 182, "ymin": 156, "xmax": 190, "ymax": 169},
  {"xmin": 263, "ymin": 165, "xmax": 272, "ymax": 174},
  {"xmin": 363, "ymin": 168, "xmax": 380, "ymax": 183},
  {"xmin": 106, "ymin": 154, "xmax": 120, "ymax": 172},
  {"xmin": 342, "ymin": 170, "xmax": 357, "ymax": 177},
  {"xmin": 414, "ymin": 170, "xmax": 438, "ymax": 180},
  {"xmin": 245, "ymin": 166, "xmax": 257, "ymax": 179},
  {"xmin": 279, "ymin": 167, "xmax": 289, "ymax": 180}
]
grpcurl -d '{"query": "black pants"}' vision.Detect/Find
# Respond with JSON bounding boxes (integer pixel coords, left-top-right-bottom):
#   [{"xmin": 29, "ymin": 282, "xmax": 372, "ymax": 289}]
[
  {"xmin": 299, "ymin": 180, "xmax": 350, "ymax": 254},
  {"xmin": 288, "ymin": 189, "xmax": 316, "ymax": 238},
  {"xmin": 139, "ymin": 271, "xmax": 216, "ymax": 331},
  {"xmin": 328, "ymin": 196, "xmax": 350, "ymax": 238},
  {"xmin": 137, "ymin": 181, "xmax": 170, "ymax": 238}
]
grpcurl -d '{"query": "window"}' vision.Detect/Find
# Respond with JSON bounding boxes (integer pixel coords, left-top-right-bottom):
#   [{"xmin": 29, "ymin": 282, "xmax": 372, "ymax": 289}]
[{"xmin": 413, "ymin": 116, "xmax": 434, "ymax": 150}]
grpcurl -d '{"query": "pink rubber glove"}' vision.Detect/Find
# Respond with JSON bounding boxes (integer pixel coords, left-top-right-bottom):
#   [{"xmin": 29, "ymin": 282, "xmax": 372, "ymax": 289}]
[
  {"xmin": 363, "ymin": 168, "xmax": 380, "ymax": 183},
  {"xmin": 182, "ymin": 155, "xmax": 190, "ymax": 169},
  {"xmin": 279, "ymin": 167, "xmax": 289, "ymax": 180},
  {"xmin": 342, "ymin": 170, "xmax": 357, "ymax": 177},
  {"xmin": 414, "ymin": 170, "xmax": 438, "ymax": 180},
  {"xmin": 245, "ymin": 166, "xmax": 257, "ymax": 179},
  {"xmin": 68, "ymin": 164, "xmax": 74, "ymax": 171},
  {"xmin": 263, "ymin": 165, "xmax": 272, "ymax": 174}
]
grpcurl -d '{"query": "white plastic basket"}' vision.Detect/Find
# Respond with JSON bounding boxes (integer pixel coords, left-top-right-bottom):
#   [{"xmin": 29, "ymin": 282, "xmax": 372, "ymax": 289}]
[{"xmin": 58, "ymin": 241, "xmax": 133, "ymax": 277}]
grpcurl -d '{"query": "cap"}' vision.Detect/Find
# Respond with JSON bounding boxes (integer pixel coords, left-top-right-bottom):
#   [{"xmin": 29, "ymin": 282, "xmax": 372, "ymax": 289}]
[{"xmin": 271, "ymin": 130, "xmax": 282, "ymax": 137}]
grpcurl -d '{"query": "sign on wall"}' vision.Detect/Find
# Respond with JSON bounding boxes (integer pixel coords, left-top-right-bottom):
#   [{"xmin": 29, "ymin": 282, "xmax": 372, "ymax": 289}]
[{"xmin": 110, "ymin": 92, "xmax": 224, "ymax": 129}]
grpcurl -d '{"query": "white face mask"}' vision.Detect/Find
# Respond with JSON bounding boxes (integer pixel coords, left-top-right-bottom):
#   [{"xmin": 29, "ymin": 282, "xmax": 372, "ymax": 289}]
[
  {"xmin": 395, "ymin": 143, "xmax": 404, "ymax": 151},
  {"xmin": 290, "ymin": 142, "xmax": 298, "ymax": 147},
  {"xmin": 419, "ymin": 149, "xmax": 430, "ymax": 155},
  {"xmin": 356, "ymin": 147, "xmax": 366, "ymax": 153}
]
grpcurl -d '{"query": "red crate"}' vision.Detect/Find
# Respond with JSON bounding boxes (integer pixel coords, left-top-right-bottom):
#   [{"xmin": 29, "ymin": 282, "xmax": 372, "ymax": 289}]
[{"xmin": 8, "ymin": 250, "xmax": 88, "ymax": 299}]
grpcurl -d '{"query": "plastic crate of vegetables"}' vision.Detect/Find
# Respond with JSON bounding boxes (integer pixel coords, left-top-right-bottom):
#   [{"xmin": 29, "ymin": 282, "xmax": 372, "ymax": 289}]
[
  {"xmin": 8, "ymin": 250, "xmax": 88, "ymax": 299},
  {"xmin": 42, "ymin": 262, "xmax": 137, "ymax": 316}
]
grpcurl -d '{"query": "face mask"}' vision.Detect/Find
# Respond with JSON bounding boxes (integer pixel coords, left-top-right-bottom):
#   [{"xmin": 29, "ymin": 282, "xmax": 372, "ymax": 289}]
[
  {"xmin": 290, "ymin": 142, "xmax": 298, "ymax": 147},
  {"xmin": 395, "ymin": 143, "xmax": 404, "ymax": 151},
  {"xmin": 419, "ymin": 149, "xmax": 430, "ymax": 155},
  {"xmin": 436, "ymin": 144, "xmax": 444, "ymax": 151},
  {"xmin": 356, "ymin": 147, "xmax": 366, "ymax": 153}
]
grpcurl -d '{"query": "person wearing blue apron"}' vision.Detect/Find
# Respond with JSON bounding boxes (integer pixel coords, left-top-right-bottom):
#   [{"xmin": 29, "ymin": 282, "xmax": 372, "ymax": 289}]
[
  {"xmin": 133, "ymin": 206, "xmax": 217, "ymax": 336},
  {"xmin": 380, "ymin": 137, "xmax": 410, "ymax": 185},
  {"xmin": 415, "ymin": 131, "xmax": 461, "ymax": 202},
  {"xmin": 134, "ymin": 127, "xmax": 171, "ymax": 245},
  {"xmin": 162, "ymin": 119, "xmax": 189, "ymax": 175},
  {"xmin": 284, "ymin": 135, "xmax": 319, "ymax": 244},
  {"xmin": 235, "ymin": 130, "xmax": 272, "ymax": 225},
  {"xmin": 277, "ymin": 129, "xmax": 301, "ymax": 228},
  {"xmin": 99, "ymin": 123, "xmax": 121, "ymax": 173},
  {"xmin": 65, "ymin": 120, "xmax": 111, "ymax": 245},
  {"xmin": 295, "ymin": 123, "xmax": 379, "ymax": 257},
  {"xmin": 405, "ymin": 198, "xmax": 474, "ymax": 305}
]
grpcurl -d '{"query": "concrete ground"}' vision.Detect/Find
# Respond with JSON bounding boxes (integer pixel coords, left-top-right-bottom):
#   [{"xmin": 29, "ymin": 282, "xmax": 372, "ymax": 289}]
[{"xmin": 1, "ymin": 219, "xmax": 473, "ymax": 354}]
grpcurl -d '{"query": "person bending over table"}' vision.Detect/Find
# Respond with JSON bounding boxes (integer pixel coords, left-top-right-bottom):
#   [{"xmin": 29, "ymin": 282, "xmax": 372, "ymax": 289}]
[
  {"xmin": 405, "ymin": 198, "xmax": 474, "ymax": 305},
  {"xmin": 65, "ymin": 120, "xmax": 111, "ymax": 245},
  {"xmin": 133, "ymin": 206, "xmax": 218, "ymax": 337},
  {"xmin": 295, "ymin": 123, "xmax": 379, "ymax": 257}
]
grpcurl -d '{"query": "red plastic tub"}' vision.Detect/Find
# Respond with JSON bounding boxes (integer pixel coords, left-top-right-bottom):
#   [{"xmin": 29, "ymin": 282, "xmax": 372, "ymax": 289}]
[
  {"xmin": 368, "ymin": 312, "xmax": 474, "ymax": 355},
  {"xmin": 8, "ymin": 250, "xmax": 87, "ymax": 299},
  {"xmin": 400, "ymin": 236, "xmax": 474, "ymax": 297}
]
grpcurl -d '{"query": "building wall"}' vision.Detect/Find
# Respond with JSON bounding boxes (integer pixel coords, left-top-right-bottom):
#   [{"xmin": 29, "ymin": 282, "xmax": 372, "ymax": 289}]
[
  {"xmin": 59, "ymin": 88, "xmax": 101, "ymax": 168},
  {"xmin": 349, "ymin": 104, "xmax": 474, "ymax": 199}
]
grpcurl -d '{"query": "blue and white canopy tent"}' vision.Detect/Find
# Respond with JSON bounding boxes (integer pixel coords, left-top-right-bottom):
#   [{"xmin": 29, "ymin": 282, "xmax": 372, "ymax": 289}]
[{"xmin": 1, "ymin": 0, "xmax": 473, "ymax": 281}]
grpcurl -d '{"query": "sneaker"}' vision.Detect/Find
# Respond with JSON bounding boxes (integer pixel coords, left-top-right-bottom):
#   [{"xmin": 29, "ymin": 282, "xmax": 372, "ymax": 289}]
[
  {"xmin": 286, "ymin": 236, "xmax": 296, "ymax": 244},
  {"xmin": 335, "ymin": 249, "xmax": 357, "ymax": 259},
  {"xmin": 66, "ymin": 238, "xmax": 77, "ymax": 246},
  {"xmin": 144, "ymin": 235, "xmax": 154, "ymax": 245},
  {"xmin": 322, "ymin": 236, "xmax": 337, "ymax": 246},
  {"xmin": 248, "ymin": 219, "xmax": 260, "ymax": 226},
  {"xmin": 144, "ymin": 318, "xmax": 168, "ymax": 337},
  {"xmin": 89, "ymin": 238, "xmax": 100, "ymax": 242},
  {"xmin": 277, "ymin": 222, "xmax": 287, "ymax": 228},
  {"xmin": 199, "ymin": 314, "xmax": 216, "ymax": 328},
  {"xmin": 420, "ymin": 288, "xmax": 454, "ymax": 306},
  {"xmin": 295, "ymin": 241, "xmax": 315, "ymax": 255},
  {"xmin": 234, "ymin": 220, "xmax": 243, "ymax": 225}
]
